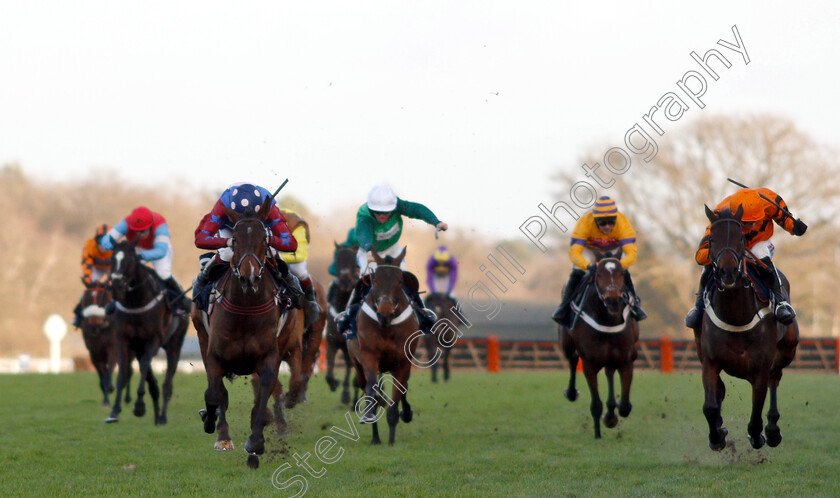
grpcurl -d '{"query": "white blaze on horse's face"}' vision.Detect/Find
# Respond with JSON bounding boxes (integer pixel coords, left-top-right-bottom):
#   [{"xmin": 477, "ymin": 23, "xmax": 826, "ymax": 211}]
[
  {"xmin": 604, "ymin": 261, "xmax": 618, "ymax": 273},
  {"xmin": 113, "ymin": 251, "xmax": 125, "ymax": 275}
]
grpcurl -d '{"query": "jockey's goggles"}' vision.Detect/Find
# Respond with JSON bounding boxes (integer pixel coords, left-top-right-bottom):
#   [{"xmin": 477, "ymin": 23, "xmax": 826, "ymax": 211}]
[{"xmin": 595, "ymin": 217, "xmax": 616, "ymax": 227}]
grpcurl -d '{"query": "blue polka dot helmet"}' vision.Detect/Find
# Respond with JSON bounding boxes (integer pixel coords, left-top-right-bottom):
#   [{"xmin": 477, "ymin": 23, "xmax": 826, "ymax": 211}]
[{"xmin": 229, "ymin": 184, "xmax": 265, "ymax": 213}]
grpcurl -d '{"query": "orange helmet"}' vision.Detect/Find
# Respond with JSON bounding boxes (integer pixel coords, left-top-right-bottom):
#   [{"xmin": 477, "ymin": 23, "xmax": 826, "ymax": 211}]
[
  {"xmin": 733, "ymin": 191, "xmax": 765, "ymax": 222},
  {"xmin": 127, "ymin": 206, "xmax": 154, "ymax": 231}
]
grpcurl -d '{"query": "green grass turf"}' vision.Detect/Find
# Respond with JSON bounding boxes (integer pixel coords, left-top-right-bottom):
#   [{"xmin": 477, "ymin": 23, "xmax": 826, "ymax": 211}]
[{"xmin": 1, "ymin": 368, "xmax": 838, "ymax": 497}]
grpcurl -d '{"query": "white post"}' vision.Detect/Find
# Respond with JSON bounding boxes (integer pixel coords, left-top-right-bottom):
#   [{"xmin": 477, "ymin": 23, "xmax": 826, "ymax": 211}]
[{"xmin": 43, "ymin": 314, "xmax": 67, "ymax": 374}]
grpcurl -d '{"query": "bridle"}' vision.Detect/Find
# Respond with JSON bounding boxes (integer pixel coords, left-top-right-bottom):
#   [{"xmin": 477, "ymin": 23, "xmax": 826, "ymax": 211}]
[
  {"xmin": 230, "ymin": 218, "xmax": 268, "ymax": 282},
  {"xmin": 709, "ymin": 217, "xmax": 747, "ymax": 287}
]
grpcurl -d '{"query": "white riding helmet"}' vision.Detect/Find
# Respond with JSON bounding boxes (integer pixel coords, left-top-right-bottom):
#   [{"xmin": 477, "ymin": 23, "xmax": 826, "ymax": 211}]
[{"xmin": 367, "ymin": 185, "xmax": 398, "ymax": 212}]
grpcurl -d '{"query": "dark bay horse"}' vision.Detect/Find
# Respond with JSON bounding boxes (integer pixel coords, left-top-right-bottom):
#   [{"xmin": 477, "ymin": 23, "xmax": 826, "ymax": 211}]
[
  {"xmin": 347, "ymin": 248, "xmax": 418, "ymax": 445},
  {"xmin": 105, "ymin": 241, "xmax": 188, "ymax": 425},
  {"xmin": 79, "ymin": 284, "xmax": 133, "ymax": 407},
  {"xmin": 694, "ymin": 205, "xmax": 799, "ymax": 451},
  {"xmin": 325, "ymin": 244, "xmax": 360, "ymax": 404},
  {"xmin": 194, "ymin": 200, "xmax": 293, "ymax": 469},
  {"xmin": 424, "ymin": 292, "xmax": 458, "ymax": 383},
  {"xmin": 560, "ymin": 252, "xmax": 639, "ymax": 439}
]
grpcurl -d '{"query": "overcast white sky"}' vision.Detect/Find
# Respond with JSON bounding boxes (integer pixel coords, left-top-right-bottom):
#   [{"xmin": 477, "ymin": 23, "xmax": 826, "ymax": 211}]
[{"xmin": 2, "ymin": 1, "xmax": 837, "ymax": 239}]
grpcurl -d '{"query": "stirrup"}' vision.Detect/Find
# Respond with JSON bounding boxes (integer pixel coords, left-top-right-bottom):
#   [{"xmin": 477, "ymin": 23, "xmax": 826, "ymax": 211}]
[{"xmin": 774, "ymin": 302, "xmax": 795, "ymax": 325}]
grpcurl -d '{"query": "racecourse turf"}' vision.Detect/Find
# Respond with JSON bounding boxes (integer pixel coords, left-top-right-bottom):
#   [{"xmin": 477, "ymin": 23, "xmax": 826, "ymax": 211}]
[{"xmin": 1, "ymin": 368, "xmax": 838, "ymax": 497}]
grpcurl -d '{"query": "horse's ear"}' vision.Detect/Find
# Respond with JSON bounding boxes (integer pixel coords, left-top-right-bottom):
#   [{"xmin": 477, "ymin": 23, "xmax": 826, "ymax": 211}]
[
  {"xmin": 258, "ymin": 196, "xmax": 273, "ymax": 221},
  {"xmin": 734, "ymin": 204, "xmax": 744, "ymax": 221},
  {"xmin": 372, "ymin": 250, "xmax": 384, "ymax": 264},
  {"xmin": 394, "ymin": 246, "xmax": 407, "ymax": 266},
  {"xmin": 225, "ymin": 206, "xmax": 242, "ymax": 224},
  {"xmin": 334, "ymin": 241, "xmax": 340, "ymax": 250},
  {"xmin": 704, "ymin": 204, "xmax": 716, "ymax": 222}
]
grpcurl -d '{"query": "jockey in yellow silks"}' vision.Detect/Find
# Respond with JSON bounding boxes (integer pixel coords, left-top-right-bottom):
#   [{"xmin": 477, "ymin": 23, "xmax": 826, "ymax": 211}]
[{"xmin": 551, "ymin": 196, "xmax": 647, "ymax": 327}]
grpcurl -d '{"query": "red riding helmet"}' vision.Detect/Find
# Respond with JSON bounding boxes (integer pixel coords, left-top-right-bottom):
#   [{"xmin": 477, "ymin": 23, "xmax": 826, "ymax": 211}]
[{"xmin": 127, "ymin": 206, "xmax": 154, "ymax": 231}]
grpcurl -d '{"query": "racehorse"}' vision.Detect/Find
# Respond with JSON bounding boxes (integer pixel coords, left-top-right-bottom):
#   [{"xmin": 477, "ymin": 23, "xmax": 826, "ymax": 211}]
[
  {"xmin": 105, "ymin": 241, "xmax": 189, "ymax": 425},
  {"xmin": 347, "ymin": 248, "xmax": 418, "ymax": 445},
  {"xmin": 560, "ymin": 250, "xmax": 639, "ymax": 439},
  {"xmin": 79, "ymin": 284, "xmax": 132, "ymax": 407},
  {"xmin": 424, "ymin": 292, "xmax": 458, "ymax": 383},
  {"xmin": 282, "ymin": 276, "xmax": 328, "ymax": 407},
  {"xmin": 325, "ymin": 244, "xmax": 360, "ymax": 404},
  {"xmin": 694, "ymin": 205, "xmax": 799, "ymax": 451},
  {"xmin": 194, "ymin": 200, "xmax": 295, "ymax": 469}
]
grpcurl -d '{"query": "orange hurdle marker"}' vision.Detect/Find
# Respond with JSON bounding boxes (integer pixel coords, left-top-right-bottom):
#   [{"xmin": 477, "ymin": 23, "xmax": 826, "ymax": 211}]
[
  {"xmin": 487, "ymin": 336, "xmax": 500, "ymax": 373},
  {"xmin": 660, "ymin": 336, "xmax": 674, "ymax": 373}
]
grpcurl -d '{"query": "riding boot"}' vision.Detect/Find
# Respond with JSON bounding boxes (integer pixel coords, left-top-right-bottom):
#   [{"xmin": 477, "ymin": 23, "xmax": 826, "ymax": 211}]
[
  {"xmin": 623, "ymin": 271, "xmax": 647, "ymax": 321},
  {"xmin": 192, "ymin": 254, "xmax": 222, "ymax": 312},
  {"xmin": 552, "ymin": 269, "xmax": 586, "ymax": 327},
  {"xmin": 269, "ymin": 256, "xmax": 305, "ymax": 309},
  {"xmin": 336, "ymin": 278, "xmax": 369, "ymax": 338},
  {"xmin": 73, "ymin": 301, "xmax": 83, "ymax": 328},
  {"xmin": 299, "ymin": 276, "xmax": 322, "ymax": 329},
  {"xmin": 685, "ymin": 265, "xmax": 712, "ymax": 329},
  {"xmin": 761, "ymin": 258, "xmax": 795, "ymax": 326},
  {"xmin": 163, "ymin": 276, "xmax": 189, "ymax": 316},
  {"xmin": 409, "ymin": 290, "xmax": 437, "ymax": 334}
]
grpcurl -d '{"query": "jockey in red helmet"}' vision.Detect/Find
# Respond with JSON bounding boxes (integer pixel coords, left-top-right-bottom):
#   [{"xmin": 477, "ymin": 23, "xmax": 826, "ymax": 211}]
[{"xmin": 100, "ymin": 206, "xmax": 191, "ymax": 316}]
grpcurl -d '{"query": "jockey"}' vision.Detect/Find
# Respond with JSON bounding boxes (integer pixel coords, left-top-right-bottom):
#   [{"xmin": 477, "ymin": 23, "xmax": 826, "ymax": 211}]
[
  {"xmin": 685, "ymin": 187, "xmax": 807, "ymax": 328},
  {"xmin": 426, "ymin": 245, "xmax": 458, "ymax": 296},
  {"xmin": 192, "ymin": 183, "xmax": 303, "ymax": 312},
  {"xmin": 327, "ymin": 227, "xmax": 358, "ymax": 278},
  {"xmin": 100, "ymin": 206, "xmax": 191, "ymax": 316},
  {"xmin": 277, "ymin": 207, "xmax": 323, "ymax": 327},
  {"xmin": 72, "ymin": 224, "xmax": 113, "ymax": 327},
  {"xmin": 336, "ymin": 185, "xmax": 448, "ymax": 336},
  {"xmin": 551, "ymin": 196, "xmax": 647, "ymax": 327}
]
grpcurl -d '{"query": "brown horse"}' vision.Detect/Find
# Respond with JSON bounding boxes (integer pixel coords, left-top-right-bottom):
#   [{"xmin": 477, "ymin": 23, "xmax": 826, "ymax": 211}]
[
  {"xmin": 560, "ymin": 251, "xmax": 639, "ymax": 439},
  {"xmin": 194, "ymin": 199, "xmax": 294, "ymax": 469},
  {"xmin": 278, "ymin": 276, "xmax": 327, "ymax": 407},
  {"xmin": 347, "ymin": 248, "xmax": 418, "ymax": 445},
  {"xmin": 325, "ymin": 244, "xmax": 360, "ymax": 404},
  {"xmin": 694, "ymin": 205, "xmax": 799, "ymax": 451},
  {"xmin": 105, "ymin": 241, "xmax": 189, "ymax": 425},
  {"xmin": 424, "ymin": 292, "xmax": 458, "ymax": 383},
  {"xmin": 79, "ymin": 284, "xmax": 133, "ymax": 407}
]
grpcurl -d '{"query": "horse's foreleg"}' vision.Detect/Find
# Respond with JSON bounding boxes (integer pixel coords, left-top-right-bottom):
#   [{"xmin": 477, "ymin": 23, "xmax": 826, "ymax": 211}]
[
  {"xmin": 106, "ymin": 339, "xmax": 130, "ymax": 423},
  {"xmin": 145, "ymin": 367, "xmax": 161, "ymax": 423},
  {"xmin": 214, "ymin": 380, "xmax": 233, "ymax": 450},
  {"xmin": 582, "ymin": 361, "xmax": 603, "ymax": 439},
  {"xmin": 132, "ymin": 350, "xmax": 155, "ymax": 419},
  {"xmin": 341, "ymin": 346, "xmax": 353, "ymax": 405},
  {"xmin": 702, "ymin": 362, "xmax": 726, "ymax": 451},
  {"xmin": 387, "ymin": 366, "xmax": 412, "ymax": 446},
  {"xmin": 561, "ymin": 329, "xmax": 579, "ymax": 402},
  {"xmin": 159, "ymin": 325, "xmax": 186, "ymax": 425},
  {"xmin": 617, "ymin": 362, "xmax": 634, "ymax": 418},
  {"xmin": 94, "ymin": 355, "xmax": 111, "ymax": 407},
  {"xmin": 325, "ymin": 335, "xmax": 340, "ymax": 391},
  {"xmin": 203, "ymin": 362, "xmax": 224, "ymax": 435},
  {"xmin": 425, "ymin": 335, "xmax": 439, "ymax": 383},
  {"xmin": 245, "ymin": 360, "xmax": 279, "ymax": 462},
  {"xmin": 284, "ymin": 349, "xmax": 304, "ymax": 409},
  {"xmin": 765, "ymin": 377, "xmax": 782, "ymax": 447},
  {"xmin": 747, "ymin": 373, "xmax": 769, "ymax": 450},
  {"xmin": 443, "ymin": 348, "xmax": 451, "ymax": 382},
  {"xmin": 603, "ymin": 368, "xmax": 618, "ymax": 429}
]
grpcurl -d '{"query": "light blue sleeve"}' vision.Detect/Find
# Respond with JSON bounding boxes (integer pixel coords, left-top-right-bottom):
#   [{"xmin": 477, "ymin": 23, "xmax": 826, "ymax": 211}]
[
  {"xmin": 139, "ymin": 224, "xmax": 171, "ymax": 261},
  {"xmin": 100, "ymin": 220, "xmax": 128, "ymax": 251}
]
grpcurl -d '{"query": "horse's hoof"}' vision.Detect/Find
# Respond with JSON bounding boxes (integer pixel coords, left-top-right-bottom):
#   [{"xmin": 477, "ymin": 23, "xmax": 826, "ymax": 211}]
[
  {"xmin": 214, "ymin": 440, "xmax": 234, "ymax": 451},
  {"xmin": 247, "ymin": 454, "xmax": 260, "ymax": 469},
  {"xmin": 400, "ymin": 409, "xmax": 414, "ymax": 424},
  {"xmin": 245, "ymin": 437, "xmax": 265, "ymax": 456},
  {"xmin": 102, "ymin": 401, "xmax": 111, "ymax": 409},
  {"xmin": 105, "ymin": 414, "xmax": 119, "ymax": 424},
  {"xmin": 133, "ymin": 403, "xmax": 146, "ymax": 418},
  {"xmin": 765, "ymin": 427, "xmax": 782, "ymax": 447},
  {"xmin": 371, "ymin": 438, "xmax": 381, "ymax": 445},
  {"xmin": 198, "ymin": 409, "xmax": 208, "ymax": 422},
  {"xmin": 603, "ymin": 413, "xmax": 618, "ymax": 429},
  {"xmin": 341, "ymin": 391, "xmax": 351, "ymax": 405},
  {"xmin": 748, "ymin": 433, "xmax": 766, "ymax": 450},
  {"xmin": 564, "ymin": 389, "xmax": 579, "ymax": 402},
  {"xmin": 327, "ymin": 377, "xmax": 339, "ymax": 391},
  {"xmin": 709, "ymin": 439, "xmax": 726, "ymax": 451},
  {"xmin": 203, "ymin": 417, "xmax": 216, "ymax": 434},
  {"xmin": 156, "ymin": 415, "xmax": 167, "ymax": 426},
  {"xmin": 359, "ymin": 412, "xmax": 378, "ymax": 424},
  {"xmin": 618, "ymin": 403, "xmax": 632, "ymax": 418}
]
